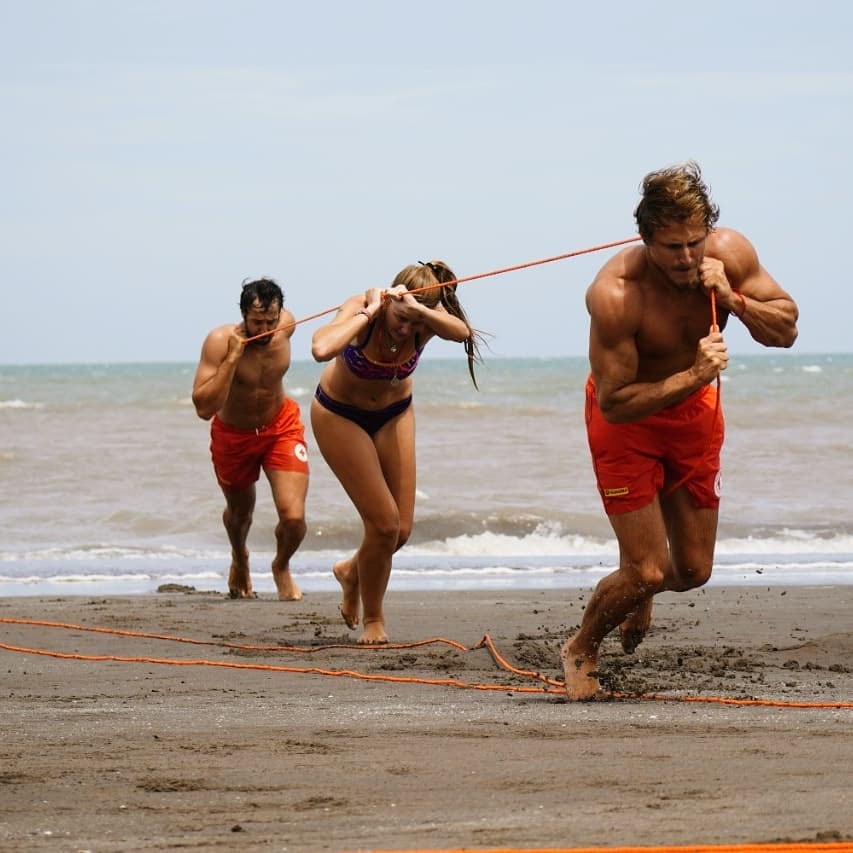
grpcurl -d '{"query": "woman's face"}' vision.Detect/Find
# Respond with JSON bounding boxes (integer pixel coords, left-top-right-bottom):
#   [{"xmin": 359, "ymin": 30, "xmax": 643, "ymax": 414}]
[{"xmin": 385, "ymin": 297, "xmax": 426, "ymax": 341}]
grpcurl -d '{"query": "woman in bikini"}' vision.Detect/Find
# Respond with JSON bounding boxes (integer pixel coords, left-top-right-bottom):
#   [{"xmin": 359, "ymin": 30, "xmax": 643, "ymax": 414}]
[{"xmin": 310, "ymin": 260, "xmax": 481, "ymax": 643}]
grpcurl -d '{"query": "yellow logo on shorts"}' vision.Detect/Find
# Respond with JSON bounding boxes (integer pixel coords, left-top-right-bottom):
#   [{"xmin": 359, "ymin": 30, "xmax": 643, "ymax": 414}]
[{"xmin": 603, "ymin": 487, "xmax": 629, "ymax": 497}]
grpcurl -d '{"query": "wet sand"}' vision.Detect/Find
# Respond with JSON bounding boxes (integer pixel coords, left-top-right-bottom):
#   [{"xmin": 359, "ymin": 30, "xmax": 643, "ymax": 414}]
[{"xmin": 2, "ymin": 585, "xmax": 852, "ymax": 851}]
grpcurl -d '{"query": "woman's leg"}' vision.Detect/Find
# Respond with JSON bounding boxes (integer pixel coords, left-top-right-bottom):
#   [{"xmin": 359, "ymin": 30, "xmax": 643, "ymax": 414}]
[
  {"xmin": 361, "ymin": 406, "xmax": 416, "ymax": 639},
  {"xmin": 311, "ymin": 399, "xmax": 414, "ymax": 642}
]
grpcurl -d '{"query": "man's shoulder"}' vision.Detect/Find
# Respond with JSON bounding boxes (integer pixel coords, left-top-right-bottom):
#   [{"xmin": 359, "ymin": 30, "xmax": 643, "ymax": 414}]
[
  {"xmin": 205, "ymin": 322, "xmax": 239, "ymax": 341},
  {"xmin": 706, "ymin": 227, "xmax": 759, "ymax": 281},
  {"xmin": 197, "ymin": 324, "xmax": 239, "ymax": 362},
  {"xmin": 587, "ymin": 247, "xmax": 648, "ymax": 323},
  {"xmin": 591, "ymin": 245, "xmax": 647, "ymax": 291},
  {"xmin": 706, "ymin": 226, "xmax": 753, "ymax": 258}
]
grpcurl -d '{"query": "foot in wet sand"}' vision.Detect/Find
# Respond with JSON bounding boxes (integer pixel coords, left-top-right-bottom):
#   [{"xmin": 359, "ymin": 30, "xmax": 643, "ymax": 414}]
[
  {"xmin": 619, "ymin": 597, "xmax": 653, "ymax": 654},
  {"xmin": 228, "ymin": 551, "xmax": 256, "ymax": 599},
  {"xmin": 360, "ymin": 617, "xmax": 388, "ymax": 645},
  {"xmin": 560, "ymin": 640, "xmax": 601, "ymax": 700},
  {"xmin": 272, "ymin": 560, "xmax": 303, "ymax": 601},
  {"xmin": 334, "ymin": 559, "xmax": 360, "ymax": 630}
]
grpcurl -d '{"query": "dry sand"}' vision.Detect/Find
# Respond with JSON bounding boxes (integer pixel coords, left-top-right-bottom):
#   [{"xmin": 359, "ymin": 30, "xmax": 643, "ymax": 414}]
[{"xmin": 2, "ymin": 585, "xmax": 852, "ymax": 852}]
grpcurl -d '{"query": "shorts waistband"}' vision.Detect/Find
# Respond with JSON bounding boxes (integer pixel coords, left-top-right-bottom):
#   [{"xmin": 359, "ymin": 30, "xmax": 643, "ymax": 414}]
[{"xmin": 212, "ymin": 398, "xmax": 297, "ymax": 435}]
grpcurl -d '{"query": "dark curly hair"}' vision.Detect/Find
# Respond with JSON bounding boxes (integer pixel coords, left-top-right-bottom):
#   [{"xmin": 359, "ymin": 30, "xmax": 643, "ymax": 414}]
[{"xmin": 239, "ymin": 278, "xmax": 284, "ymax": 316}]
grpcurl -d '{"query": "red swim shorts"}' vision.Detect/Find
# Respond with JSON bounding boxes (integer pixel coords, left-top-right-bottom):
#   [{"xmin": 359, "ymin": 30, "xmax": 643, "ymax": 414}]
[
  {"xmin": 210, "ymin": 398, "xmax": 309, "ymax": 494},
  {"xmin": 585, "ymin": 375, "xmax": 725, "ymax": 515}
]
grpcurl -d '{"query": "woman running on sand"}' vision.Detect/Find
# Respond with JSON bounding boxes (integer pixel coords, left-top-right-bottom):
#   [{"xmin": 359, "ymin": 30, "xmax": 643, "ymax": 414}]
[{"xmin": 310, "ymin": 260, "xmax": 481, "ymax": 643}]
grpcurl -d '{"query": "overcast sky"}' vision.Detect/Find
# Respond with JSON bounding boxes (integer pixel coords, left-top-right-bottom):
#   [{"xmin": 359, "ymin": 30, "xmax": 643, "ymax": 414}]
[{"xmin": 2, "ymin": 1, "xmax": 850, "ymax": 364}]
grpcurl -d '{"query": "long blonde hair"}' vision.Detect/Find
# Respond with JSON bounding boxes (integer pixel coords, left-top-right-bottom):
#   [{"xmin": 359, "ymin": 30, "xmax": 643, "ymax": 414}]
[{"xmin": 391, "ymin": 260, "xmax": 483, "ymax": 387}]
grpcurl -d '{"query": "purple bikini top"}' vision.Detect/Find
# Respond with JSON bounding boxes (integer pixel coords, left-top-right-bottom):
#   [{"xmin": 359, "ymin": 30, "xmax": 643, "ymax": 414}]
[{"xmin": 342, "ymin": 322, "xmax": 424, "ymax": 381}]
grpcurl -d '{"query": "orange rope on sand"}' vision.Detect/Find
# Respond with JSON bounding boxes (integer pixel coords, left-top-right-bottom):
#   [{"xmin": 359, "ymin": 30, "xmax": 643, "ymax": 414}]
[
  {"xmin": 473, "ymin": 633, "xmax": 563, "ymax": 688},
  {"xmin": 2, "ymin": 618, "xmax": 852, "ymax": 709},
  {"xmin": 242, "ymin": 235, "xmax": 641, "ymax": 343},
  {"xmin": 473, "ymin": 632, "xmax": 853, "ymax": 709},
  {"xmin": 338, "ymin": 843, "xmax": 853, "ymax": 853},
  {"xmin": 0, "ymin": 617, "xmax": 468, "ymax": 653},
  {"xmin": 0, "ymin": 640, "xmax": 557, "ymax": 693}
]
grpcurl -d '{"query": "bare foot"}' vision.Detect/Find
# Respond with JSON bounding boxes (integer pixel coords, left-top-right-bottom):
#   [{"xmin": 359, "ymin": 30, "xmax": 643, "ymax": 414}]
[
  {"xmin": 359, "ymin": 617, "xmax": 388, "ymax": 645},
  {"xmin": 272, "ymin": 560, "xmax": 303, "ymax": 601},
  {"xmin": 228, "ymin": 551, "xmax": 256, "ymax": 599},
  {"xmin": 333, "ymin": 559, "xmax": 359, "ymax": 630},
  {"xmin": 560, "ymin": 639, "xmax": 601, "ymax": 700},
  {"xmin": 619, "ymin": 597, "xmax": 653, "ymax": 654}
]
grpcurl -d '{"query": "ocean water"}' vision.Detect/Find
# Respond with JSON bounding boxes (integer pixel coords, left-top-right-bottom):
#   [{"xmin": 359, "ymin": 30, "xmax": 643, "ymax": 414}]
[{"xmin": 1, "ymin": 354, "xmax": 852, "ymax": 596}]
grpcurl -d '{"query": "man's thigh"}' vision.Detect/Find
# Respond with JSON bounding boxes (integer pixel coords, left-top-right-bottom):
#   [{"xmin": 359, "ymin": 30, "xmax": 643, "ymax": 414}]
[
  {"xmin": 661, "ymin": 488, "xmax": 719, "ymax": 588},
  {"xmin": 265, "ymin": 468, "xmax": 308, "ymax": 518}
]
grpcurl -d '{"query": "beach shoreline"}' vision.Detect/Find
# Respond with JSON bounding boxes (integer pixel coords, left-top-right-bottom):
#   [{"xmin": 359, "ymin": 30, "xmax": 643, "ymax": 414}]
[{"xmin": 2, "ymin": 585, "xmax": 852, "ymax": 851}]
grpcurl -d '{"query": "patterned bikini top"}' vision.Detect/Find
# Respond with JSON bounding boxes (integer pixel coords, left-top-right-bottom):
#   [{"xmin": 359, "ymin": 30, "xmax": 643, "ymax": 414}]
[{"xmin": 342, "ymin": 322, "xmax": 424, "ymax": 382}]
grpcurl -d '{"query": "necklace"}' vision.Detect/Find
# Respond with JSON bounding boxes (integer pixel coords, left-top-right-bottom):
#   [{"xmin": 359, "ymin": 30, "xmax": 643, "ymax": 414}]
[
  {"xmin": 363, "ymin": 328, "xmax": 418, "ymax": 386},
  {"xmin": 378, "ymin": 323, "xmax": 400, "ymax": 354}
]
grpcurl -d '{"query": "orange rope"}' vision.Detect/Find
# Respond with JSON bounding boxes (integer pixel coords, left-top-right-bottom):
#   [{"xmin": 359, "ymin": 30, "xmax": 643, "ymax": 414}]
[
  {"xmin": 0, "ymin": 617, "xmax": 467, "ymax": 653},
  {"xmin": 473, "ymin": 633, "xmax": 562, "ymax": 687},
  {"xmin": 660, "ymin": 290, "xmax": 722, "ymax": 499},
  {"xmin": 337, "ymin": 844, "xmax": 853, "ymax": 853},
  {"xmin": 242, "ymin": 236, "xmax": 641, "ymax": 343},
  {"xmin": 0, "ymin": 640, "xmax": 556, "ymax": 694},
  {"xmin": 403, "ymin": 236, "xmax": 642, "ymax": 298},
  {"xmin": 473, "ymin": 633, "xmax": 852, "ymax": 709},
  {"xmin": 2, "ymin": 619, "xmax": 851, "ymax": 709}
]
